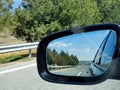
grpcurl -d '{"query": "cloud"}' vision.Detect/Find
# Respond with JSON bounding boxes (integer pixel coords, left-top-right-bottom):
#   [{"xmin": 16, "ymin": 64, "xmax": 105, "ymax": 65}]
[
  {"xmin": 48, "ymin": 42, "xmax": 73, "ymax": 48},
  {"xmin": 84, "ymin": 48, "xmax": 90, "ymax": 53},
  {"xmin": 69, "ymin": 48, "xmax": 82, "ymax": 52},
  {"xmin": 69, "ymin": 48, "xmax": 90, "ymax": 53}
]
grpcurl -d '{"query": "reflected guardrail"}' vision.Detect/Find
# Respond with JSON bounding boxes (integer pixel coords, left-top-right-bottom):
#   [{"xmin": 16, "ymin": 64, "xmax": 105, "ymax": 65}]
[
  {"xmin": 0, "ymin": 42, "xmax": 39, "ymax": 58},
  {"xmin": 48, "ymin": 65, "xmax": 72, "ymax": 69}
]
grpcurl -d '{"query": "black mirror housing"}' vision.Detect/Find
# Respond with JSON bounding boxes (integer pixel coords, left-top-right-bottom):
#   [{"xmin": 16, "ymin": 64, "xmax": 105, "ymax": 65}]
[{"xmin": 37, "ymin": 24, "xmax": 120, "ymax": 85}]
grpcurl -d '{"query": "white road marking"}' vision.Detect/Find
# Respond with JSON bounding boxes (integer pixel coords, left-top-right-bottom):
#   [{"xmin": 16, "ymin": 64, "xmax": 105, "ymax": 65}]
[
  {"xmin": 0, "ymin": 63, "xmax": 36, "ymax": 75},
  {"xmin": 77, "ymin": 72, "xmax": 81, "ymax": 76}
]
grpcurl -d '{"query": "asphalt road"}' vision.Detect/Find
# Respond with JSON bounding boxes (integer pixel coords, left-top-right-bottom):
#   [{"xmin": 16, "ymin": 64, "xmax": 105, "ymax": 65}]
[
  {"xmin": 50, "ymin": 65, "xmax": 92, "ymax": 77},
  {"xmin": 0, "ymin": 60, "xmax": 120, "ymax": 90}
]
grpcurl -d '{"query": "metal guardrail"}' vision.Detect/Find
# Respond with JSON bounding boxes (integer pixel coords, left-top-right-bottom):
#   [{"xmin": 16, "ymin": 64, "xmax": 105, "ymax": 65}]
[{"xmin": 0, "ymin": 42, "xmax": 39, "ymax": 58}]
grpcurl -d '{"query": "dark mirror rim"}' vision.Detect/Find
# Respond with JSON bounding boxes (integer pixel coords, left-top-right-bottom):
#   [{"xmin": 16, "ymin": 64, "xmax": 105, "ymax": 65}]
[{"xmin": 37, "ymin": 24, "xmax": 120, "ymax": 84}]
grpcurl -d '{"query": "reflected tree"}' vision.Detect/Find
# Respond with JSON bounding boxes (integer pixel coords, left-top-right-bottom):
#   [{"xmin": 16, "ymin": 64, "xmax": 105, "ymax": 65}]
[{"xmin": 47, "ymin": 49, "xmax": 79, "ymax": 65}]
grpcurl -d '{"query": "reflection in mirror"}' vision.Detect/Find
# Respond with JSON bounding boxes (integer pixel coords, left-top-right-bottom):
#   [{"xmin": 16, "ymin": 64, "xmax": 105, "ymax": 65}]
[{"xmin": 46, "ymin": 30, "xmax": 116, "ymax": 77}]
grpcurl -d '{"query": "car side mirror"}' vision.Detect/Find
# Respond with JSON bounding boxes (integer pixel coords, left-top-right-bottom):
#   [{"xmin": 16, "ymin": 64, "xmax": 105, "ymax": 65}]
[{"xmin": 37, "ymin": 24, "xmax": 120, "ymax": 85}]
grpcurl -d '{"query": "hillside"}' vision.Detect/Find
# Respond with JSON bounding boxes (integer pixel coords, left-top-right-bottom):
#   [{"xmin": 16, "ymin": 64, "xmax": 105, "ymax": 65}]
[
  {"xmin": 0, "ymin": 32, "xmax": 36, "ymax": 65},
  {"xmin": 0, "ymin": 32, "xmax": 26, "ymax": 46}
]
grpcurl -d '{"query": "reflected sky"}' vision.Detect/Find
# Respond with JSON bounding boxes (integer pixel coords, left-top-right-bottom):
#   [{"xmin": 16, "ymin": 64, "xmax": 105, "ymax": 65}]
[{"xmin": 47, "ymin": 30, "xmax": 115, "ymax": 61}]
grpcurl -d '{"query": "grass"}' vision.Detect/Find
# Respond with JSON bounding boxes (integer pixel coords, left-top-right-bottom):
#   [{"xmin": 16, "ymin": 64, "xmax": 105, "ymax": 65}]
[
  {"xmin": 0, "ymin": 54, "xmax": 29, "ymax": 64},
  {"xmin": 0, "ymin": 49, "xmax": 37, "ymax": 64}
]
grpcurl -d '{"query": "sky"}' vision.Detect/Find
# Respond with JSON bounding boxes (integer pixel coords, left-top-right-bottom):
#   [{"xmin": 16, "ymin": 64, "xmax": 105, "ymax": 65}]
[
  {"xmin": 12, "ymin": 0, "xmax": 22, "ymax": 11},
  {"xmin": 47, "ymin": 30, "xmax": 116, "ymax": 62}
]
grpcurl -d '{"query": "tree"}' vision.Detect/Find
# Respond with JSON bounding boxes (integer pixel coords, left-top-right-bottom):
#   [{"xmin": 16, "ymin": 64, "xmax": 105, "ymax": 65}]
[
  {"xmin": 96, "ymin": 0, "xmax": 120, "ymax": 23},
  {"xmin": 0, "ymin": 0, "xmax": 14, "ymax": 38},
  {"xmin": 14, "ymin": 0, "xmax": 101, "ymax": 42},
  {"xmin": 47, "ymin": 49, "xmax": 79, "ymax": 66}
]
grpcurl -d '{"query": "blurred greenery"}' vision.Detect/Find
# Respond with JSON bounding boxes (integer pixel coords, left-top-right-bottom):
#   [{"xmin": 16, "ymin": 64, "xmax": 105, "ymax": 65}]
[{"xmin": 0, "ymin": 0, "xmax": 120, "ymax": 42}]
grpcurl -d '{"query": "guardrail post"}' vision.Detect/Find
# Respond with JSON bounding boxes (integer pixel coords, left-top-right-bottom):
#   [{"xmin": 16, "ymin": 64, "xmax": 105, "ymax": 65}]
[{"xmin": 29, "ymin": 49, "xmax": 32, "ymax": 59}]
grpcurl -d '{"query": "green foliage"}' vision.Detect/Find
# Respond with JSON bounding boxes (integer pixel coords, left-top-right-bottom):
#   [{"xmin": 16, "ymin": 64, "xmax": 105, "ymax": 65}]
[
  {"xmin": 96, "ymin": 0, "xmax": 120, "ymax": 23},
  {"xmin": 1, "ymin": 0, "xmax": 120, "ymax": 42},
  {"xmin": 47, "ymin": 49, "xmax": 79, "ymax": 65},
  {"xmin": 0, "ymin": 0, "xmax": 13, "ymax": 26},
  {"xmin": 0, "ymin": 0, "xmax": 14, "ymax": 37},
  {"xmin": 13, "ymin": 0, "xmax": 101, "ymax": 42}
]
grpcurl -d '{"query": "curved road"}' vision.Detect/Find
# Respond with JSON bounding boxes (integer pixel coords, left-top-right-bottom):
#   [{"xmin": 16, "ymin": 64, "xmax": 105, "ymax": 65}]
[{"xmin": 50, "ymin": 65, "xmax": 92, "ymax": 76}]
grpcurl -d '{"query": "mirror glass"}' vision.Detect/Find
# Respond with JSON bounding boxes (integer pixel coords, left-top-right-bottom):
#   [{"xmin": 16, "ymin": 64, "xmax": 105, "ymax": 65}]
[{"xmin": 46, "ymin": 30, "xmax": 116, "ymax": 77}]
